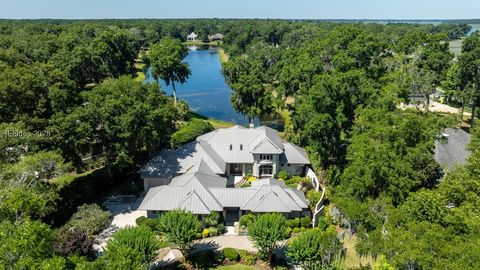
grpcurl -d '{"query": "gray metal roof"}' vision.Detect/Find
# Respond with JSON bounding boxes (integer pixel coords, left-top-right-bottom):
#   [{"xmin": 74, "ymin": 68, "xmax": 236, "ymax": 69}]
[
  {"xmin": 240, "ymin": 185, "xmax": 304, "ymax": 212},
  {"xmin": 141, "ymin": 125, "xmax": 310, "ymax": 179},
  {"xmin": 434, "ymin": 128, "xmax": 471, "ymax": 169},
  {"xmin": 280, "ymin": 143, "xmax": 310, "ymax": 164},
  {"xmin": 139, "ymin": 141, "xmax": 225, "ymax": 179},
  {"xmin": 140, "ymin": 175, "xmax": 308, "ymax": 214},
  {"xmin": 209, "ymin": 188, "xmax": 256, "ymax": 207}
]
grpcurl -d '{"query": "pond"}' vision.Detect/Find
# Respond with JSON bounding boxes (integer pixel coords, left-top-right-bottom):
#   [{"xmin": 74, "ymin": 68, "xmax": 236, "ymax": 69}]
[{"xmin": 145, "ymin": 46, "xmax": 284, "ymax": 129}]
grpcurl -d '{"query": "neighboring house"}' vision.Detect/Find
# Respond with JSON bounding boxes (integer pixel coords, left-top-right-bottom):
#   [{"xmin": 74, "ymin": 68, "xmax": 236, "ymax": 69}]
[
  {"xmin": 139, "ymin": 126, "xmax": 311, "ymax": 221},
  {"xmin": 435, "ymin": 128, "xmax": 471, "ymax": 170},
  {"xmin": 208, "ymin": 33, "xmax": 224, "ymax": 41},
  {"xmin": 187, "ymin": 32, "xmax": 198, "ymax": 41}
]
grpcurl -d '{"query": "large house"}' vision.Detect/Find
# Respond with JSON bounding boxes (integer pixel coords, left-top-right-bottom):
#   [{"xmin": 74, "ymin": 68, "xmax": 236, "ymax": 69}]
[{"xmin": 139, "ymin": 126, "xmax": 311, "ymax": 221}]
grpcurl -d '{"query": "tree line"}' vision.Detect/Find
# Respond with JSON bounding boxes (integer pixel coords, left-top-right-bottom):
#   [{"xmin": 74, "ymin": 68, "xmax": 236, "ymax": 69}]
[
  {"xmin": 0, "ymin": 18, "xmax": 479, "ymax": 269},
  {"xmin": 220, "ymin": 20, "xmax": 480, "ymax": 269}
]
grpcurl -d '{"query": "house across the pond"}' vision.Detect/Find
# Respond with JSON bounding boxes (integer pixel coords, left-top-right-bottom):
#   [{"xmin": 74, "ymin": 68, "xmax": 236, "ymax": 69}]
[
  {"xmin": 139, "ymin": 125, "xmax": 311, "ymax": 221},
  {"xmin": 187, "ymin": 32, "xmax": 198, "ymax": 41},
  {"xmin": 208, "ymin": 33, "xmax": 224, "ymax": 41}
]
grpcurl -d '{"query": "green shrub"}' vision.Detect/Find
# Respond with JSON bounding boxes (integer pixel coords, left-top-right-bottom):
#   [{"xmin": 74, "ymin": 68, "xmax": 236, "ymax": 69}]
[
  {"xmin": 278, "ymin": 170, "xmax": 289, "ymax": 180},
  {"xmin": 223, "ymin": 248, "xmax": 239, "ymax": 261},
  {"xmin": 216, "ymin": 223, "xmax": 225, "ymax": 234},
  {"xmin": 239, "ymin": 250, "xmax": 256, "ymax": 265},
  {"xmin": 285, "ymin": 175, "xmax": 306, "ymax": 185},
  {"xmin": 135, "ymin": 216, "xmax": 147, "ymax": 225},
  {"xmin": 136, "ymin": 216, "xmax": 161, "ymax": 232},
  {"xmin": 170, "ymin": 119, "xmax": 214, "ymax": 147},
  {"xmin": 104, "ymin": 226, "xmax": 160, "ymax": 269},
  {"xmin": 189, "ymin": 250, "xmax": 223, "ymax": 269},
  {"xmin": 239, "ymin": 213, "xmax": 256, "ymax": 228},
  {"xmin": 208, "ymin": 226, "xmax": 218, "ymax": 236},
  {"xmin": 287, "ymin": 218, "xmax": 300, "ymax": 229},
  {"xmin": 316, "ymin": 216, "xmax": 328, "ymax": 231},
  {"xmin": 292, "ymin": 227, "xmax": 300, "ymax": 234},
  {"xmin": 67, "ymin": 204, "xmax": 110, "ymax": 236},
  {"xmin": 306, "ymin": 190, "xmax": 322, "ymax": 209},
  {"xmin": 300, "ymin": 227, "xmax": 306, "ymax": 232},
  {"xmin": 204, "ymin": 211, "xmax": 220, "ymax": 227},
  {"xmin": 300, "ymin": 216, "xmax": 312, "ymax": 228},
  {"xmin": 157, "ymin": 210, "xmax": 201, "ymax": 256}
]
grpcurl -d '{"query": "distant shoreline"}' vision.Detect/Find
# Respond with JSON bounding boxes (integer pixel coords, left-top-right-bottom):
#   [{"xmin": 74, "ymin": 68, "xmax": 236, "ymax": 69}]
[{"xmin": 0, "ymin": 18, "xmax": 479, "ymax": 23}]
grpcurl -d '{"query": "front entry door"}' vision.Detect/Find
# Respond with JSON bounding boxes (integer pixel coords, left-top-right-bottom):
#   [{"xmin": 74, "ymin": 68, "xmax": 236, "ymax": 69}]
[{"xmin": 225, "ymin": 208, "xmax": 240, "ymax": 226}]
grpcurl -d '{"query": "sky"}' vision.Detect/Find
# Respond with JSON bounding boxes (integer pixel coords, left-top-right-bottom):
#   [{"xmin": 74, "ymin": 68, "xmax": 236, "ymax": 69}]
[{"xmin": 0, "ymin": 0, "xmax": 479, "ymax": 20}]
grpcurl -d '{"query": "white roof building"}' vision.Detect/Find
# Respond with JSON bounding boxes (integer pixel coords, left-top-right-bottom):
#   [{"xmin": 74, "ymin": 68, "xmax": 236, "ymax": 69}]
[{"xmin": 187, "ymin": 32, "xmax": 198, "ymax": 41}]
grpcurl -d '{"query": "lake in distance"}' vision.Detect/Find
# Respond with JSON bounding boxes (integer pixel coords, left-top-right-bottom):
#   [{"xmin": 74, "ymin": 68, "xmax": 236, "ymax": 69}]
[
  {"xmin": 145, "ymin": 46, "xmax": 248, "ymax": 124},
  {"xmin": 145, "ymin": 46, "xmax": 284, "ymax": 129}
]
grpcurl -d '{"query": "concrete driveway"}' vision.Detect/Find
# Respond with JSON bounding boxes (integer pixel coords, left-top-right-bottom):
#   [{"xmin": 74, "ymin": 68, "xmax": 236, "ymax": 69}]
[
  {"xmin": 104, "ymin": 195, "xmax": 146, "ymax": 228},
  {"xmin": 194, "ymin": 235, "xmax": 256, "ymax": 252},
  {"xmin": 93, "ymin": 195, "xmax": 146, "ymax": 253}
]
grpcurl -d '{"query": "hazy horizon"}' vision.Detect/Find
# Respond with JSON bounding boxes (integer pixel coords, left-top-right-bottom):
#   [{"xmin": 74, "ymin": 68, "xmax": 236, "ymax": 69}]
[{"xmin": 1, "ymin": 0, "xmax": 479, "ymax": 20}]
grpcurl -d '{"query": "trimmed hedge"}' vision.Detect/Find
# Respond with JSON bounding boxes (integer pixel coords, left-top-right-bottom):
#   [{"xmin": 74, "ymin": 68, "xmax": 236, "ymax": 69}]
[
  {"xmin": 170, "ymin": 119, "xmax": 214, "ymax": 148},
  {"xmin": 136, "ymin": 216, "xmax": 161, "ymax": 232},
  {"xmin": 223, "ymin": 248, "xmax": 240, "ymax": 261}
]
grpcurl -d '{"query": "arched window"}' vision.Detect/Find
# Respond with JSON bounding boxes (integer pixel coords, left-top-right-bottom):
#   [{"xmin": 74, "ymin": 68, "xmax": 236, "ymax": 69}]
[{"xmin": 259, "ymin": 165, "xmax": 273, "ymax": 175}]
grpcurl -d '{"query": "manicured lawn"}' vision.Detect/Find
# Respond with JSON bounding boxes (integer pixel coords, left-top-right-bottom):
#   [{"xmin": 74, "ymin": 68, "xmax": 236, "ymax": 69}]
[
  {"xmin": 212, "ymin": 265, "xmax": 257, "ymax": 270},
  {"xmin": 186, "ymin": 111, "xmax": 235, "ymax": 129},
  {"xmin": 134, "ymin": 61, "xmax": 146, "ymax": 82},
  {"xmin": 183, "ymin": 40, "xmax": 223, "ymax": 46},
  {"xmin": 50, "ymin": 168, "xmax": 100, "ymax": 190},
  {"xmin": 208, "ymin": 118, "xmax": 236, "ymax": 129},
  {"xmin": 218, "ymin": 48, "xmax": 229, "ymax": 63}
]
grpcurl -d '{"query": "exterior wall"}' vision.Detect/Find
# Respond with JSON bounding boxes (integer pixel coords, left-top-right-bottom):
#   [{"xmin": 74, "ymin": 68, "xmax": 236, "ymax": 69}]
[
  {"xmin": 252, "ymin": 154, "xmax": 280, "ymax": 178},
  {"xmin": 280, "ymin": 164, "xmax": 306, "ymax": 177},
  {"xmin": 143, "ymin": 177, "xmax": 171, "ymax": 191},
  {"xmin": 226, "ymin": 163, "xmax": 253, "ymax": 176},
  {"xmin": 147, "ymin": 210, "xmax": 162, "ymax": 218}
]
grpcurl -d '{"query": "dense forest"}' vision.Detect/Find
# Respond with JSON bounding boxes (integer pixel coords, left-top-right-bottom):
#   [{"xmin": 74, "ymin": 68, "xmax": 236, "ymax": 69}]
[{"xmin": 0, "ymin": 19, "xmax": 479, "ymax": 269}]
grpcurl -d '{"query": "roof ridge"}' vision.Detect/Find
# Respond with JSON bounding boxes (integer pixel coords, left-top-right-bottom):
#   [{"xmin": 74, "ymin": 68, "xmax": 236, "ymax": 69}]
[
  {"xmin": 250, "ymin": 189, "xmax": 291, "ymax": 212},
  {"xmin": 178, "ymin": 190, "xmax": 211, "ymax": 213},
  {"xmin": 283, "ymin": 188, "xmax": 306, "ymax": 209},
  {"xmin": 240, "ymin": 186, "xmax": 265, "ymax": 209},
  {"xmin": 187, "ymin": 179, "xmax": 224, "ymax": 210}
]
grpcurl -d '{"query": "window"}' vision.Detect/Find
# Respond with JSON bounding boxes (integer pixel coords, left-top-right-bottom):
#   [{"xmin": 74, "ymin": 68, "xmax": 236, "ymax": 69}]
[
  {"xmin": 260, "ymin": 154, "xmax": 273, "ymax": 160},
  {"xmin": 230, "ymin": 163, "xmax": 243, "ymax": 175},
  {"xmin": 229, "ymin": 144, "xmax": 232, "ymax": 151},
  {"xmin": 240, "ymin": 144, "xmax": 243, "ymax": 151},
  {"xmin": 260, "ymin": 165, "xmax": 273, "ymax": 175}
]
